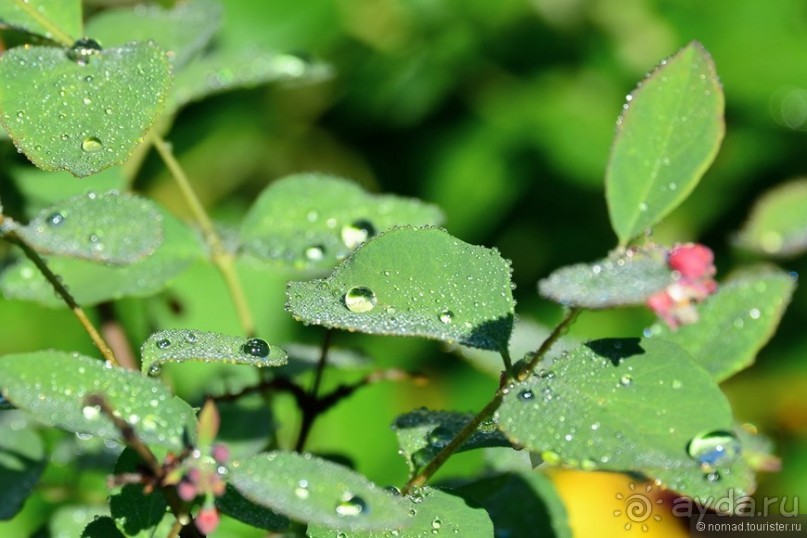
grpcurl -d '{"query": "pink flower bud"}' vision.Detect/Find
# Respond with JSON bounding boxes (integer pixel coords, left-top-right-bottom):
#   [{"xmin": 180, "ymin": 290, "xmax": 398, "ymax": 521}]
[
  {"xmin": 211, "ymin": 443, "xmax": 230, "ymax": 464},
  {"xmin": 668, "ymin": 243, "xmax": 715, "ymax": 279},
  {"xmin": 177, "ymin": 480, "xmax": 197, "ymax": 502},
  {"xmin": 195, "ymin": 507, "xmax": 220, "ymax": 535}
]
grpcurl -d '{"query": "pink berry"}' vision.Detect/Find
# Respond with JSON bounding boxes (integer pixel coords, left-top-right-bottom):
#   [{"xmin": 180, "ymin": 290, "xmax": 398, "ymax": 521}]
[
  {"xmin": 195, "ymin": 507, "xmax": 220, "ymax": 535},
  {"xmin": 177, "ymin": 480, "xmax": 197, "ymax": 502},
  {"xmin": 211, "ymin": 443, "xmax": 230, "ymax": 464},
  {"xmin": 668, "ymin": 243, "xmax": 714, "ymax": 279}
]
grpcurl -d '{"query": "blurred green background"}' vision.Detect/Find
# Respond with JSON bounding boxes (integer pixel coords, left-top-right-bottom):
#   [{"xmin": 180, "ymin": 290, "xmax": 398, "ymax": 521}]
[{"xmin": 2, "ymin": 0, "xmax": 806, "ymax": 534}]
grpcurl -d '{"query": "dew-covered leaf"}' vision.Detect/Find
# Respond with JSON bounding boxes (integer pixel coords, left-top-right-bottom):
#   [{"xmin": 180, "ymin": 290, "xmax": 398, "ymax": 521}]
[
  {"xmin": 0, "ymin": 352, "xmax": 196, "ymax": 451},
  {"xmin": 240, "ymin": 174, "xmax": 443, "ymax": 272},
  {"xmin": 229, "ymin": 451, "xmax": 408, "ymax": 531},
  {"xmin": 392, "ymin": 409, "xmax": 512, "ymax": 473},
  {"xmin": 1, "ymin": 207, "xmax": 203, "ymax": 307},
  {"xmin": 538, "ymin": 247, "xmax": 672, "ymax": 308},
  {"xmin": 170, "ymin": 47, "xmax": 332, "ymax": 112},
  {"xmin": 287, "ymin": 227, "xmax": 515, "ymax": 352},
  {"xmin": 0, "ymin": 412, "xmax": 46, "ymax": 520},
  {"xmin": 307, "ymin": 487, "xmax": 493, "ymax": 538},
  {"xmin": 140, "ymin": 330, "xmax": 287, "ymax": 376},
  {"xmin": 454, "ymin": 471, "xmax": 571, "ymax": 538},
  {"xmin": 17, "ymin": 190, "xmax": 163, "ymax": 264},
  {"xmin": 109, "ymin": 448, "xmax": 168, "ymax": 537},
  {"xmin": 81, "ymin": 516, "xmax": 125, "ymax": 538},
  {"xmin": 647, "ymin": 268, "xmax": 795, "ymax": 381},
  {"xmin": 0, "ymin": 41, "xmax": 170, "ymax": 177},
  {"xmin": 85, "ymin": 0, "xmax": 221, "ymax": 69},
  {"xmin": 0, "ymin": 0, "xmax": 82, "ymax": 43},
  {"xmin": 280, "ymin": 344, "xmax": 371, "ymax": 377},
  {"xmin": 735, "ymin": 179, "xmax": 807, "ymax": 257},
  {"xmin": 606, "ymin": 42, "xmax": 724, "ymax": 245},
  {"xmin": 216, "ymin": 484, "xmax": 290, "ymax": 532},
  {"xmin": 497, "ymin": 338, "xmax": 754, "ymax": 505}
]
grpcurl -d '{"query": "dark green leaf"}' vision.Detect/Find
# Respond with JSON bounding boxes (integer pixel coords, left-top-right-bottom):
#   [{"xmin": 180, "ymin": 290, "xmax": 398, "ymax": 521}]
[
  {"xmin": 0, "ymin": 412, "xmax": 46, "ymax": 520},
  {"xmin": 17, "ymin": 190, "xmax": 163, "ymax": 264},
  {"xmin": 647, "ymin": 268, "xmax": 795, "ymax": 381},
  {"xmin": 606, "ymin": 42, "xmax": 725, "ymax": 245},
  {"xmin": 392, "ymin": 409, "xmax": 512, "ymax": 473},
  {"xmin": 497, "ymin": 338, "xmax": 754, "ymax": 505},
  {"xmin": 307, "ymin": 487, "xmax": 493, "ymax": 537},
  {"xmin": 216, "ymin": 484, "xmax": 290, "ymax": 532},
  {"xmin": 108, "ymin": 448, "xmax": 169, "ymax": 537},
  {"xmin": 0, "ymin": 352, "xmax": 195, "ymax": 450},
  {"xmin": 85, "ymin": 0, "xmax": 222, "ymax": 69},
  {"xmin": 1, "ymin": 206, "xmax": 203, "ymax": 307},
  {"xmin": 735, "ymin": 179, "xmax": 807, "ymax": 257},
  {"xmin": 216, "ymin": 397, "xmax": 276, "ymax": 460},
  {"xmin": 0, "ymin": 41, "xmax": 170, "ymax": 177},
  {"xmin": 49, "ymin": 505, "xmax": 109, "ymax": 538},
  {"xmin": 140, "ymin": 330, "xmax": 287, "ymax": 376},
  {"xmin": 240, "ymin": 174, "xmax": 443, "ymax": 272},
  {"xmin": 287, "ymin": 227, "xmax": 515, "ymax": 351},
  {"xmin": 81, "ymin": 516, "xmax": 125, "ymax": 538},
  {"xmin": 229, "ymin": 451, "xmax": 408, "ymax": 530},
  {"xmin": 538, "ymin": 246, "xmax": 672, "ymax": 308},
  {"xmin": 0, "ymin": 0, "xmax": 82, "ymax": 42}
]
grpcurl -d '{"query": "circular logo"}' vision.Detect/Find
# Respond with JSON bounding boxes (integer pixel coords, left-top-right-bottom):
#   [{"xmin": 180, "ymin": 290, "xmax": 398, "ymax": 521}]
[{"xmin": 613, "ymin": 482, "xmax": 664, "ymax": 532}]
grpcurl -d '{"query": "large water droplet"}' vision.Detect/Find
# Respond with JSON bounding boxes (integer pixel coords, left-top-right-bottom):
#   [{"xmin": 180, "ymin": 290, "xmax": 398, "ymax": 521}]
[
  {"xmin": 156, "ymin": 339, "xmax": 171, "ymax": 349},
  {"xmin": 344, "ymin": 286, "xmax": 377, "ymax": 313},
  {"xmin": 81, "ymin": 137, "xmax": 103, "ymax": 153},
  {"xmin": 687, "ymin": 430, "xmax": 741, "ymax": 472},
  {"xmin": 242, "ymin": 338, "xmax": 270, "ymax": 358},
  {"xmin": 428, "ymin": 426, "xmax": 452, "ymax": 449},
  {"xmin": 438, "ymin": 310, "xmax": 454, "ymax": 324},
  {"xmin": 341, "ymin": 219, "xmax": 376, "ymax": 249},
  {"xmin": 335, "ymin": 494, "xmax": 367, "ymax": 517},
  {"xmin": 66, "ymin": 38, "xmax": 102, "ymax": 65}
]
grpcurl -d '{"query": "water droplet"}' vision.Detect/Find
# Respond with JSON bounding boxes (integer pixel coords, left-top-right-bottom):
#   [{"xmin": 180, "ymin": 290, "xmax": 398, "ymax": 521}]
[
  {"xmin": 705, "ymin": 471, "xmax": 721, "ymax": 482},
  {"xmin": 16, "ymin": 111, "xmax": 24, "ymax": 119},
  {"xmin": 294, "ymin": 479, "xmax": 310, "ymax": 499},
  {"xmin": 517, "ymin": 389, "xmax": 535, "ymax": 402},
  {"xmin": 428, "ymin": 426, "xmax": 452, "ymax": 448},
  {"xmin": 581, "ymin": 458, "xmax": 597, "ymax": 471},
  {"xmin": 184, "ymin": 331, "xmax": 197, "ymax": 344},
  {"xmin": 344, "ymin": 286, "xmax": 377, "ymax": 313},
  {"xmin": 541, "ymin": 450, "xmax": 561, "ymax": 465},
  {"xmin": 335, "ymin": 494, "xmax": 367, "ymax": 517},
  {"xmin": 304, "ymin": 245, "xmax": 325, "ymax": 261},
  {"xmin": 156, "ymin": 339, "xmax": 171, "ymax": 349},
  {"xmin": 341, "ymin": 219, "xmax": 376, "ymax": 249},
  {"xmin": 82, "ymin": 97, "xmax": 92, "ymax": 105},
  {"xmin": 432, "ymin": 517, "xmax": 443, "ymax": 531},
  {"xmin": 241, "ymin": 338, "xmax": 270, "ymax": 358},
  {"xmin": 687, "ymin": 430, "xmax": 741, "ymax": 472},
  {"xmin": 84, "ymin": 75, "xmax": 93, "ymax": 83},
  {"xmin": 81, "ymin": 137, "xmax": 103, "ymax": 153},
  {"xmin": 619, "ymin": 374, "xmax": 633, "ymax": 387},
  {"xmin": 148, "ymin": 364, "xmax": 162, "ymax": 376},
  {"xmin": 438, "ymin": 310, "xmax": 454, "ymax": 324},
  {"xmin": 671, "ymin": 379, "xmax": 682, "ymax": 389},
  {"xmin": 88, "ymin": 233, "xmax": 103, "ymax": 251},
  {"xmin": 66, "ymin": 38, "xmax": 102, "ymax": 65},
  {"xmin": 749, "ymin": 308, "xmax": 761, "ymax": 320},
  {"xmin": 478, "ymin": 419, "xmax": 497, "ymax": 433},
  {"xmin": 46, "ymin": 212, "xmax": 65, "ymax": 226},
  {"xmin": 82, "ymin": 405, "xmax": 100, "ymax": 420}
]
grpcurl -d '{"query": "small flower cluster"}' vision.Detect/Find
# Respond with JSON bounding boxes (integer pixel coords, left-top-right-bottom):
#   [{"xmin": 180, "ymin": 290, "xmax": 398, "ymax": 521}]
[
  {"xmin": 647, "ymin": 243, "xmax": 717, "ymax": 329},
  {"xmin": 167, "ymin": 443, "xmax": 230, "ymax": 534}
]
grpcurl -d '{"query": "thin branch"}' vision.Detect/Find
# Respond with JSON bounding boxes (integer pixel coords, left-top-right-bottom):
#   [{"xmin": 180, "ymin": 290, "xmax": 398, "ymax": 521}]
[
  {"xmin": 295, "ymin": 330, "xmax": 333, "ymax": 451},
  {"xmin": 152, "ymin": 136, "xmax": 255, "ymax": 336},
  {"xmin": 516, "ymin": 307, "xmax": 580, "ymax": 381},
  {"xmin": 12, "ymin": 0, "xmax": 74, "ymax": 45}
]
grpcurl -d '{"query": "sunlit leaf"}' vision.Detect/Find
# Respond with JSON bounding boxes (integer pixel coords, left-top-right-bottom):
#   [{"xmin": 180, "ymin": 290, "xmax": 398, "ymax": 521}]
[
  {"xmin": 0, "ymin": 0, "xmax": 82, "ymax": 42},
  {"xmin": 735, "ymin": 178, "xmax": 807, "ymax": 257},
  {"xmin": 606, "ymin": 41, "xmax": 724, "ymax": 245},
  {"xmin": 0, "ymin": 412, "xmax": 46, "ymax": 520},
  {"xmin": 0, "ymin": 41, "xmax": 170, "ymax": 177},
  {"xmin": 287, "ymin": 227, "xmax": 514, "ymax": 352}
]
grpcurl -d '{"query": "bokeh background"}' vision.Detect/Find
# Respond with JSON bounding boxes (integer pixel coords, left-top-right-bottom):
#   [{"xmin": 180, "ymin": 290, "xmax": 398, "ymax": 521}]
[{"xmin": 1, "ymin": 0, "xmax": 806, "ymax": 536}]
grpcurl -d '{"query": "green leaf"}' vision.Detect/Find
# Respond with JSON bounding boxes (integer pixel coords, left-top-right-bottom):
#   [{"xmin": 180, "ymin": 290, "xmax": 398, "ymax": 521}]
[
  {"xmin": 0, "ymin": 0, "xmax": 82, "ymax": 43},
  {"xmin": 307, "ymin": 487, "xmax": 493, "ymax": 538},
  {"xmin": 170, "ymin": 47, "xmax": 332, "ymax": 112},
  {"xmin": 49, "ymin": 505, "xmax": 109, "ymax": 538},
  {"xmin": 1, "ymin": 206, "xmax": 203, "ymax": 307},
  {"xmin": 229, "ymin": 451, "xmax": 408, "ymax": 531},
  {"xmin": 240, "ymin": 174, "xmax": 443, "ymax": 272},
  {"xmin": 17, "ymin": 190, "xmax": 163, "ymax": 264},
  {"xmin": 140, "ymin": 330, "xmax": 287, "ymax": 375},
  {"xmin": 0, "ymin": 352, "xmax": 195, "ymax": 451},
  {"xmin": 392, "ymin": 409, "xmax": 512, "ymax": 473},
  {"xmin": 216, "ymin": 397, "xmax": 276, "ymax": 460},
  {"xmin": 0, "ymin": 41, "xmax": 171, "ymax": 177},
  {"xmin": 0, "ymin": 412, "xmax": 46, "ymax": 520},
  {"xmin": 85, "ymin": 0, "xmax": 222, "ymax": 69},
  {"xmin": 455, "ymin": 472, "xmax": 572, "ymax": 538},
  {"xmin": 647, "ymin": 268, "xmax": 795, "ymax": 381},
  {"xmin": 606, "ymin": 41, "xmax": 725, "ymax": 245},
  {"xmin": 735, "ymin": 179, "xmax": 807, "ymax": 257},
  {"xmin": 216, "ymin": 484, "xmax": 290, "ymax": 532},
  {"xmin": 287, "ymin": 227, "xmax": 515, "ymax": 351},
  {"xmin": 496, "ymin": 338, "xmax": 754, "ymax": 505},
  {"xmin": 538, "ymin": 246, "xmax": 672, "ymax": 308},
  {"xmin": 81, "ymin": 516, "xmax": 125, "ymax": 538},
  {"xmin": 109, "ymin": 449, "xmax": 168, "ymax": 537}
]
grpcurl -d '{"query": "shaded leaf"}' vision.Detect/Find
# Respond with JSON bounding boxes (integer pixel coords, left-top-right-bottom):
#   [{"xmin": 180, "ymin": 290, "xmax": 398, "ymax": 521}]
[
  {"xmin": 392, "ymin": 408, "xmax": 512, "ymax": 473},
  {"xmin": 140, "ymin": 330, "xmax": 287, "ymax": 376},
  {"xmin": 1, "ymin": 206, "xmax": 203, "ymax": 307},
  {"xmin": 0, "ymin": 412, "xmax": 46, "ymax": 520},
  {"xmin": 229, "ymin": 451, "xmax": 408, "ymax": 531},
  {"xmin": 0, "ymin": 41, "xmax": 170, "ymax": 177},
  {"xmin": 0, "ymin": 0, "xmax": 82, "ymax": 42},
  {"xmin": 648, "ymin": 268, "xmax": 795, "ymax": 381},
  {"xmin": 81, "ymin": 516, "xmax": 125, "ymax": 538},
  {"xmin": 307, "ymin": 487, "xmax": 493, "ymax": 537},
  {"xmin": 735, "ymin": 178, "xmax": 807, "ymax": 257},
  {"xmin": 216, "ymin": 396, "xmax": 276, "ymax": 461},
  {"xmin": 240, "ymin": 174, "xmax": 443, "ymax": 272},
  {"xmin": 216, "ymin": 484, "xmax": 290, "ymax": 532},
  {"xmin": 497, "ymin": 338, "xmax": 754, "ymax": 506},
  {"xmin": 287, "ymin": 227, "xmax": 515, "ymax": 352},
  {"xmin": 538, "ymin": 247, "xmax": 672, "ymax": 308},
  {"xmin": 606, "ymin": 42, "xmax": 724, "ymax": 245},
  {"xmin": 85, "ymin": 0, "xmax": 221, "ymax": 69},
  {"xmin": 109, "ymin": 448, "xmax": 169, "ymax": 537},
  {"xmin": 17, "ymin": 190, "xmax": 163, "ymax": 264},
  {"xmin": 0, "ymin": 351, "xmax": 195, "ymax": 451}
]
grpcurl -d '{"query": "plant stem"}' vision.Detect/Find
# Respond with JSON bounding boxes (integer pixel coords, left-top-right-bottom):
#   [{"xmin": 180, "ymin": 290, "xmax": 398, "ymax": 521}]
[
  {"xmin": 4, "ymin": 231, "xmax": 119, "ymax": 366},
  {"xmin": 294, "ymin": 330, "xmax": 332, "ymax": 451},
  {"xmin": 152, "ymin": 136, "xmax": 255, "ymax": 336},
  {"xmin": 12, "ymin": 0, "xmax": 74, "ymax": 45},
  {"xmin": 516, "ymin": 307, "xmax": 580, "ymax": 381}
]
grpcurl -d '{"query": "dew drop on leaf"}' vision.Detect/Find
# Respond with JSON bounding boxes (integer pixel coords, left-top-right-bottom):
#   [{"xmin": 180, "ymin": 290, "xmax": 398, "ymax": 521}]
[
  {"xmin": 81, "ymin": 137, "xmax": 103, "ymax": 153},
  {"xmin": 147, "ymin": 363, "xmax": 162, "ymax": 376},
  {"xmin": 341, "ymin": 219, "xmax": 376, "ymax": 249},
  {"xmin": 517, "ymin": 389, "xmax": 535, "ymax": 402},
  {"xmin": 156, "ymin": 338, "xmax": 171, "ymax": 349},
  {"xmin": 184, "ymin": 331, "xmax": 197, "ymax": 344},
  {"xmin": 241, "ymin": 338, "xmax": 270, "ymax": 358},
  {"xmin": 687, "ymin": 430, "xmax": 741, "ymax": 472},
  {"xmin": 619, "ymin": 374, "xmax": 633, "ymax": 387},
  {"xmin": 82, "ymin": 405, "xmax": 100, "ymax": 420},
  {"xmin": 335, "ymin": 494, "xmax": 367, "ymax": 517},
  {"xmin": 305, "ymin": 245, "xmax": 325, "ymax": 261},
  {"xmin": 438, "ymin": 310, "xmax": 454, "ymax": 324},
  {"xmin": 344, "ymin": 286, "xmax": 377, "ymax": 313},
  {"xmin": 46, "ymin": 212, "xmax": 65, "ymax": 226},
  {"xmin": 66, "ymin": 38, "xmax": 103, "ymax": 65},
  {"xmin": 294, "ymin": 479, "xmax": 310, "ymax": 499}
]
